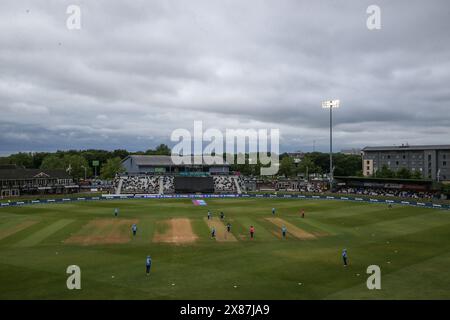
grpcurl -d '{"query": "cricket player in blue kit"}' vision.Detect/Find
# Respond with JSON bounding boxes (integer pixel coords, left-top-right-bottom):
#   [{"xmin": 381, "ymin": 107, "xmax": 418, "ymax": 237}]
[
  {"xmin": 132, "ymin": 223, "xmax": 137, "ymax": 236},
  {"xmin": 282, "ymin": 225, "xmax": 287, "ymax": 239},
  {"xmin": 146, "ymin": 256, "xmax": 152, "ymax": 275},
  {"xmin": 342, "ymin": 249, "xmax": 348, "ymax": 266}
]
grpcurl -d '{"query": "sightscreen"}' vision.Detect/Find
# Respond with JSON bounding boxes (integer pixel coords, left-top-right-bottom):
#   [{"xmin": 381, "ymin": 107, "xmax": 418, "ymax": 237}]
[{"xmin": 174, "ymin": 176, "xmax": 215, "ymax": 193}]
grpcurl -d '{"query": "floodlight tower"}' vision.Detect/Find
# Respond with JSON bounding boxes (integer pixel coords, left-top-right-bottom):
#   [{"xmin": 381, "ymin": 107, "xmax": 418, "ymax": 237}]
[{"xmin": 321, "ymin": 99, "xmax": 340, "ymax": 191}]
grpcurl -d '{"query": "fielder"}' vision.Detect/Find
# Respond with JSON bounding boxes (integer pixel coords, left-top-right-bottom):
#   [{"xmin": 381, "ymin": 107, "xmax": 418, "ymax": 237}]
[
  {"xmin": 146, "ymin": 255, "xmax": 152, "ymax": 276},
  {"xmin": 207, "ymin": 211, "xmax": 212, "ymax": 220},
  {"xmin": 272, "ymin": 208, "xmax": 276, "ymax": 215},
  {"xmin": 114, "ymin": 208, "xmax": 119, "ymax": 217},
  {"xmin": 131, "ymin": 223, "xmax": 137, "ymax": 236},
  {"xmin": 342, "ymin": 249, "xmax": 348, "ymax": 267},
  {"xmin": 282, "ymin": 225, "xmax": 287, "ymax": 239},
  {"xmin": 250, "ymin": 226, "xmax": 255, "ymax": 239}
]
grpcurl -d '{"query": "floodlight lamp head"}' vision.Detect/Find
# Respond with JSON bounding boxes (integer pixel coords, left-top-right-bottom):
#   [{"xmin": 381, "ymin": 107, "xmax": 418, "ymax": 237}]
[{"xmin": 322, "ymin": 99, "xmax": 340, "ymax": 109}]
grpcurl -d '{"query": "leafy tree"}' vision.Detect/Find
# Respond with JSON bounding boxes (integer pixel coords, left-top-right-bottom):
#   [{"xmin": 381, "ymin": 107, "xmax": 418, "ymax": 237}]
[
  {"xmin": 375, "ymin": 165, "xmax": 395, "ymax": 178},
  {"xmin": 111, "ymin": 149, "xmax": 129, "ymax": 159},
  {"xmin": 40, "ymin": 154, "xmax": 90, "ymax": 179},
  {"xmin": 333, "ymin": 154, "xmax": 362, "ymax": 176},
  {"xmin": 307, "ymin": 152, "xmax": 330, "ymax": 173},
  {"xmin": 410, "ymin": 170, "xmax": 423, "ymax": 179},
  {"xmin": 31, "ymin": 152, "xmax": 50, "ymax": 169},
  {"xmin": 279, "ymin": 156, "xmax": 295, "ymax": 177},
  {"xmin": 396, "ymin": 167, "xmax": 412, "ymax": 179},
  {"xmin": 100, "ymin": 157, "xmax": 125, "ymax": 179},
  {"xmin": 64, "ymin": 154, "xmax": 91, "ymax": 179},
  {"xmin": 442, "ymin": 184, "xmax": 450, "ymax": 196},
  {"xmin": 155, "ymin": 144, "xmax": 171, "ymax": 155},
  {"xmin": 8, "ymin": 152, "xmax": 34, "ymax": 168},
  {"xmin": 145, "ymin": 144, "xmax": 171, "ymax": 155},
  {"xmin": 297, "ymin": 157, "xmax": 319, "ymax": 177},
  {"xmin": 40, "ymin": 154, "xmax": 64, "ymax": 170}
]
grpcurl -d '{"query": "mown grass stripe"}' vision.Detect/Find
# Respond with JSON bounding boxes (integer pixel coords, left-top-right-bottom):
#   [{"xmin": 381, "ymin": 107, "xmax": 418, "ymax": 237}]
[
  {"xmin": 324, "ymin": 250, "xmax": 450, "ymax": 300},
  {"xmin": 14, "ymin": 219, "xmax": 74, "ymax": 247},
  {"xmin": 233, "ymin": 216, "xmax": 275, "ymax": 241},
  {"xmin": 0, "ymin": 219, "xmax": 38, "ymax": 241}
]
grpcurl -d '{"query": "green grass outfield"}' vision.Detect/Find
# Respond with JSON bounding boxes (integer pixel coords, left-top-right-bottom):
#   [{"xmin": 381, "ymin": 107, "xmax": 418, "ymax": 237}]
[{"xmin": 0, "ymin": 198, "xmax": 449, "ymax": 299}]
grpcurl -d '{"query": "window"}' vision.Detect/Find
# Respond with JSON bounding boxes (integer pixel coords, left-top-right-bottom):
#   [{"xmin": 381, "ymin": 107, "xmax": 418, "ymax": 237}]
[
  {"xmin": 367, "ymin": 166, "xmax": 370, "ymax": 170},
  {"xmin": 403, "ymin": 155, "xmax": 406, "ymax": 159},
  {"xmin": 444, "ymin": 161, "xmax": 447, "ymax": 166}
]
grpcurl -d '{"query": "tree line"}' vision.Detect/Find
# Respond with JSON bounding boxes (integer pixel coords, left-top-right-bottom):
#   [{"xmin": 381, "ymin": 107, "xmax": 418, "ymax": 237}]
[
  {"xmin": 1, "ymin": 147, "xmax": 365, "ymax": 180},
  {"xmin": 0, "ymin": 144, "xmax": 171, "ymax": 179},
  {"xmin": 371, "ymin": 165, "xmax": 423, "ymax": 180},
  {"xmin": 276, "ymin": 152, "xmax": 362, "ymax": 178}
]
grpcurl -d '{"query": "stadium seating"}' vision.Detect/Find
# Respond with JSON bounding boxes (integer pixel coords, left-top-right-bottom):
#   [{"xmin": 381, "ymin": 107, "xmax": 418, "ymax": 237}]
[
  {"xmin": 213, "ymin": 176, "xmax": 237, "ymax": 193},
  {"xmin": 118, "ymin": 175, "xmax": 161, "ymax": 194},
  {"xmin": 335, "ymin": 187, "xmax": 434, "ymax": 199},
  {"xmin": 113, "ymin": 174, "xmax": 439, "ymax": 200},
  {"xmin": 162, "ymin": 176, "xmax": 175, "ymax": 193},
  {"xmin": 115, "ymin": 174, "xmax": 248, "ymax": 195}
]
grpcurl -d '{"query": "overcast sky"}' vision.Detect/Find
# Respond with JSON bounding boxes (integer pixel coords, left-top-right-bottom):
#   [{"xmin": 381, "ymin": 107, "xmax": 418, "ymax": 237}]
[{"xmin": 1, "ymin": 0, "xmax": 449, "ymax": 155}]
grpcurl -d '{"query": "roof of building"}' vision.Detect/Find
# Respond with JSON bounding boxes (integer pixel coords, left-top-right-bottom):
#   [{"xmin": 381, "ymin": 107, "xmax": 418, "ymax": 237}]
[
  {"xmin": 122, "ymin": 155, "xmax": 230, "ymax": 167},
  {"xmin": 0, "ymin": 164, "xmax": 19, "ymax": 170},
  {"xmin": 0, "ymin": 168, "xmax": 72, "ymax": 180},
  {"xmin": 362, "ymin": 145, "xmax": 450, "ymax": 152}
]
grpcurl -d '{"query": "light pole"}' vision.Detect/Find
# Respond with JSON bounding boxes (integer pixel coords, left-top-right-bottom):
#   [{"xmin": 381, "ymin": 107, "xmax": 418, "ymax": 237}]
[{"xmin": 322, "ymin": 99, "xmax": 340, "ymax": 191}]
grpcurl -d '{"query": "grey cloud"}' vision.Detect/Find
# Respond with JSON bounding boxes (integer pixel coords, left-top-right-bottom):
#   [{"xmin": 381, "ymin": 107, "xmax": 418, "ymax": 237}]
[{"xmin": 0, "ymin": 0, "xmax": 449, "ymax": 154}]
